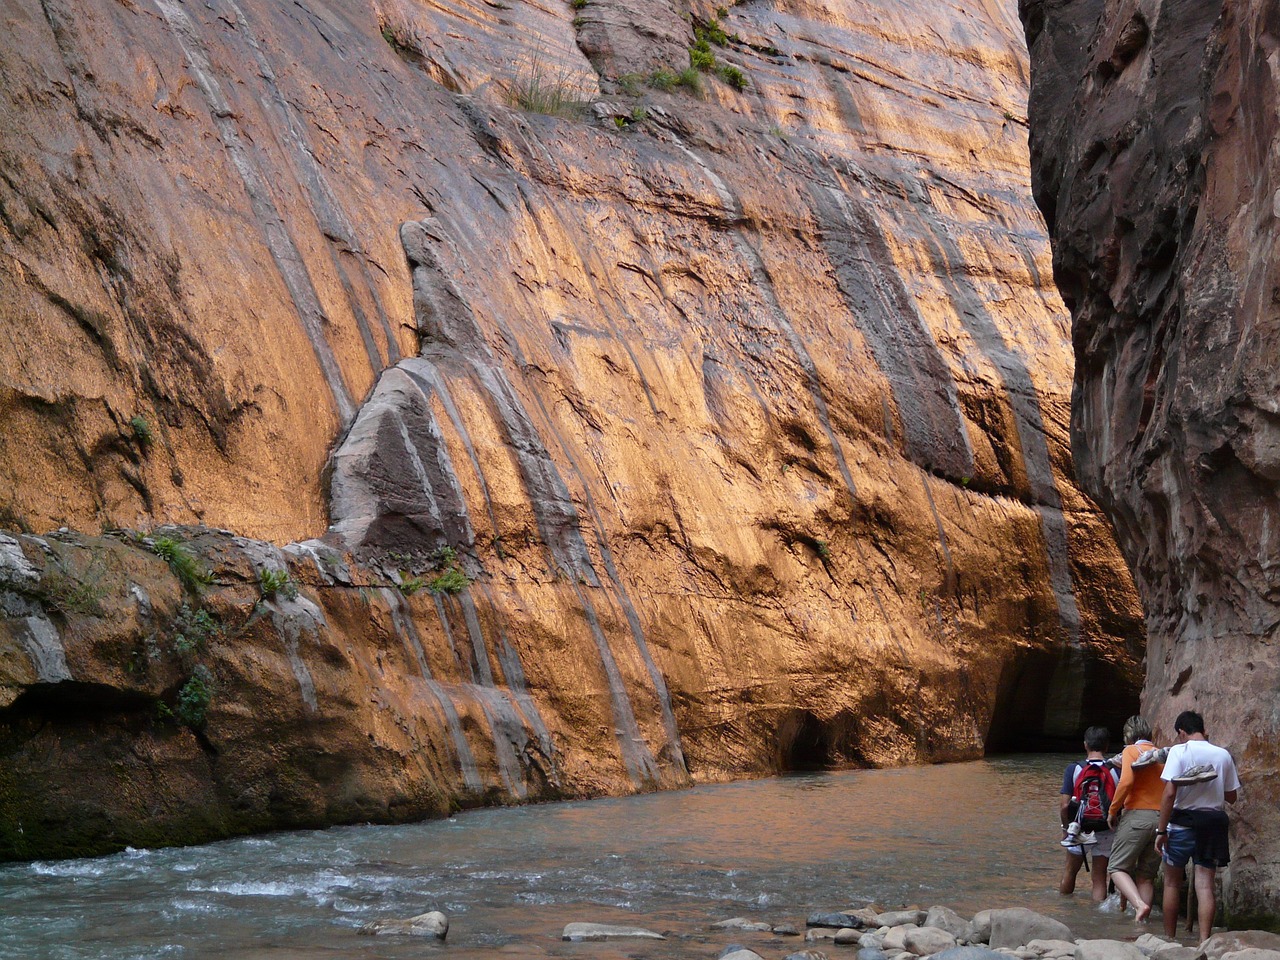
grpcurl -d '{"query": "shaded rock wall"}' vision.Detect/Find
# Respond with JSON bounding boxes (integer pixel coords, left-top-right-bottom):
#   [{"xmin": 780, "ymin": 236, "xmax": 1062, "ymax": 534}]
[
  {"xmin": 0, "ymin": 0, "xmax": 1141, "ymax": 857},
  {"xmin": 1020, "ymin": 0, "xmax": 1280, "ymax": 922}
]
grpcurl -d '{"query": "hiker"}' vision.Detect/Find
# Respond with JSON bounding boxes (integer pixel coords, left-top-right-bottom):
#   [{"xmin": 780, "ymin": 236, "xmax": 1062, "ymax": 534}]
[
  {"xmin": 1106, "ymin": 715, "xmax": 1166, "ymax": 921},
  {"xmin": 1155, "ymin": 710, "xmax": 1240, "ymax": 942},
  {"xmin": 1059, "ymin": 726, "xmax": 1120, "ymax": 901}
]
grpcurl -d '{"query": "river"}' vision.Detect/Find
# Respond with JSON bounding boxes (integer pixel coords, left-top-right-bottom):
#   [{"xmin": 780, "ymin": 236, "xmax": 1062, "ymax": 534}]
[{"xmin": 0, "ymin": 755, "xmax": 1142, "ymax": 959}]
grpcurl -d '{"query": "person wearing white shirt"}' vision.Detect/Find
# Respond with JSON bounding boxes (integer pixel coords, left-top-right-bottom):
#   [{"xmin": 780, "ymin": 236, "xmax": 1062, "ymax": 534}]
[{"xmin": 1154, "ymin": 710, "xmax": 1241, "ymax": 942}]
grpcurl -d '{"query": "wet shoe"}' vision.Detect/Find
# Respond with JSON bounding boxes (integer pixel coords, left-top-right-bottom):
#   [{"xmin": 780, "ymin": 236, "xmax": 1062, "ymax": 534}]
[
  {"xmin": 1172, "ymin": 764, "xmax": 1218, "ymax": 785},
  {"xmin": 1132, "ymin": 747, "xmax": 1168, "ymax": 768}
]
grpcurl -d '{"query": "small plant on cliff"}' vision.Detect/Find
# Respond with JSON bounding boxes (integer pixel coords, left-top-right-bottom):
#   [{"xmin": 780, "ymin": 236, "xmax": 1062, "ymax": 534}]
[
  {"xmin": 150, "ymin": 535, "xmax": 212, "ymax": 593},
  {"xmin": 716, "ymin": 63, "xmax": 747, "ymax": 90},
  {"xmin": 398, "ymin": 574, "xmax": 426, "ymax": 596},
  {"xmin": 129, "ymin": 415, "xmax": 153, "ymax": 451},
  {"xmin": 173, "ymin": 604, "xmax": 220, "ymax": 655},
  {"xmin": 174, "ymin": 666, "xmax": 214, "ymax": 729},
  {"xmin": 428, "ymin": 566, "xmax": 469, "ymax": 595},
  {"xmin": 815, "ymin": 540, "xmax": 832, "ymax": 561},
  {"xmin": 503, "ymin": 56, "xmax": 594, "ymax": 119},
  {"xmin": 258, "ymin": 567, "xmax": 297, "ymax": 600}
]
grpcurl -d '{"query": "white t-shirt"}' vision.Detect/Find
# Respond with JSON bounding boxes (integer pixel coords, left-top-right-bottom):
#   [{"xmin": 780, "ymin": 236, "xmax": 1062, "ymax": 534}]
[{"xmin": 1161, "ymin": 739, "xmax": 1241, "ymax": 810}]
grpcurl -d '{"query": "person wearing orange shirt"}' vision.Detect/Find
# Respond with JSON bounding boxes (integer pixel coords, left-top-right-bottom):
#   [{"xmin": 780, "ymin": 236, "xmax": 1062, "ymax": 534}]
[{"xmin": 1106, "ymin": 715, "xmax": 1166, "ymax": 922}]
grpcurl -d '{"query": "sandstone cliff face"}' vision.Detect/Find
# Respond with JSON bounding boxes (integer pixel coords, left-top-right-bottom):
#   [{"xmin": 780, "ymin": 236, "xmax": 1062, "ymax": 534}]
[
  {"xmin": 1021, "ymin": 0, "xmax": 1279, "ymax": 922},
  {"xmin": 0, "ymin": 0, "xmax": 1141, "ymax": 858}
]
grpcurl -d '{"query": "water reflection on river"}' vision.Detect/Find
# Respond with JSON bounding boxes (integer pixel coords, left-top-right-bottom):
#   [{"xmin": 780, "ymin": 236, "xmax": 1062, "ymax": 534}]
[{"xmin": 0, "ymin": 755, "xmax": 1143, "ymax": 959}]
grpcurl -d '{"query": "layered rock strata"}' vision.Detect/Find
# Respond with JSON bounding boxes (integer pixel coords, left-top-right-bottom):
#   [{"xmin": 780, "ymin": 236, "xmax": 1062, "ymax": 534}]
[
  {"xmin": 1, "ymin": 0, "xmax": 1141, "ymax": 857},
  {"xmin": 1020, "ymin": 0, "xmax": 1280, "ymax": 922}
]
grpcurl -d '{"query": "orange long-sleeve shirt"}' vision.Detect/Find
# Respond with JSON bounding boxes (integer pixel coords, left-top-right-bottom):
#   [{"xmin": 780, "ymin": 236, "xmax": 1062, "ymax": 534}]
[{"xmin": 1112, "ymin": 739, "xmax": 1165, "ymax": 813}]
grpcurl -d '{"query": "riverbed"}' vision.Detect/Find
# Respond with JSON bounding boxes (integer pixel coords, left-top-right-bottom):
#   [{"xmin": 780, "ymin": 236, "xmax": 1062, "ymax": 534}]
[{"xmin": 0, "ymin": 755, "xmax": 1142, "ymax": 959}]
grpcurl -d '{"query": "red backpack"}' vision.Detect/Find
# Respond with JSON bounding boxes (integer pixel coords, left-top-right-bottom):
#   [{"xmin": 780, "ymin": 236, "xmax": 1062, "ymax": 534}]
[{"xmin": 1072, "ymin": 761, "xmax": 1116, "ymax": 831}]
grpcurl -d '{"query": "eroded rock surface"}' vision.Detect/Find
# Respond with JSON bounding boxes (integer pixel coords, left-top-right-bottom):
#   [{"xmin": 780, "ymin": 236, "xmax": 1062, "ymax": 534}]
[
  {"xmin": 1020, "ymin": 0, "xmax": 1280, "ymax": 921},
  {"xmin": 2, "ymin": 0, "xmax": 1141, "ymax": 857}
]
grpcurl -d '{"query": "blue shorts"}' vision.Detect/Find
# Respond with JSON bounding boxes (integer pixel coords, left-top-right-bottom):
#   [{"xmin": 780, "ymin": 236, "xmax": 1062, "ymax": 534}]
[{"xmin": 1163, "ymin": 810, "xmax": 1231, "ymax": 869}]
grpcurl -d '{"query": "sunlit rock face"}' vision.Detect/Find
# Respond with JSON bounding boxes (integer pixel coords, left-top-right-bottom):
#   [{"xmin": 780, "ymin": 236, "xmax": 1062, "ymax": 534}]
[
  {"xmin": 1020, "ymin": 0, "xmax": 1280, "ymax": 921},
  {"xmin": 0, "ymin": 0, "xmax": 1141, "ymax": 857}
]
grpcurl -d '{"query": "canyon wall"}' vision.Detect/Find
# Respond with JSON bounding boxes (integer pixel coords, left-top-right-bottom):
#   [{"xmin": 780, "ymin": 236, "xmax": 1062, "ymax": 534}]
[
  {"xmin": 0, "ymin": 0, "xmax": 1142, "ymax": 858},
  {"xmin": 1020, "ymin": 0, "xmax": 1280, "ymax": 923}
]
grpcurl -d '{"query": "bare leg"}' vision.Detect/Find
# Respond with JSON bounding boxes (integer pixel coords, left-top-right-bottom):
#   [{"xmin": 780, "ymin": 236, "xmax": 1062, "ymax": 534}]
[
  {"xmin": 1110, "ymin": 869, "xmax": 1151, "ymax": 921},
  {"xmin": 1195, "ymin": 866, "xmax": 1217, "ymax": 943},
  {"xmin": 1163, "ymin": 863, "xmax": 1185, "ymax": 939},
  {"xmin": 1092, "ymin": 855, "xmax": 1110, "ymax": 902},
  {"xmin": 1137, "ymin": 877, "xmax": 1155, "ymax": 911},
  {"xmin": 1061, "ymin": 851, "xmax": 1084, "ymax": 895}
]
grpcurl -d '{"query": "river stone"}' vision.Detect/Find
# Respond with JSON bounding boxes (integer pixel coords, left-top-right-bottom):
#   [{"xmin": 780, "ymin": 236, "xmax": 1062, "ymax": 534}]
[
  {"xmin": 848, "ymin": 908, "xmax": 888, "ymax": 927},
  {"xmin": 863, "ymin": 933, "xmax": 888, "ymax": 949},
  {"xmin": 357, "ymin": 910, "xmax": 448, "ymax": 939},
  {"xmin": 720, "ymin": 951, "xmax": 765, "ymax": 960},
  {"xmin": 964, "ymin": 912, "xmax": 994, "ymax": 945},
  {"xmin": 1026, "ymin": 940, "xmax": 1077, "ymax": 958},
  {"xmin": 905, "ymin": 927, "xmax": 960, "ymax": 956},
  {"xmin": 836, "ymin": 928, "xmax": 863, "ymax": 945},
  {"xmin": 788, "ymin": 952, "xmax": 831, "ymax": 960},
  {"xmin": 1134, "ymin": 936, "xmax": 1179, "ymax": 957},
  {"xmin": 1221, "ymin": 951, "xmax": 1280, "ymax": 960},
  {"xmin": 933, "ymin": 946, "xmax": 1018, "ymax": 960},
  {"xmin": 989, "ymin": 910, "xmax": 1073, "ymax": 950},
  {"xmin": 860, "ymin": 948, "xmax": 891, "ymax": 960},
  {"xmin": 562, "ymin": 923, "xmax": 666, "ymax": 942},
  {"xmin": 880, "ymin": 911, "xmax": 928, "ymax": 928},
  {"xmin": 811, "ymin": 912, "xmax": 869, "ymax": 930},
  {"xmin": 884, "ymin": 926, "xmax": 918, "ymax": 952},
  {"xmin": 926, "ymin": 907, "xmax": 970, "ymax": 941},
  {"xmin": 715, "ymin": 918, "xmax": 774, "ymax": 932},
  {"xmin": 1074, "ymin": 940, "xmax": 1147, "ymax": 960},
  {"xmin": 808, "ymin": 929, "xmax": 840, "ymax": 942},
  {"xmin": 1204, "ymin": 935, "xmax": 1280, "ymax": 960},
  {"xmin": 1149, "ymin": 949, "xmax": 1198, "ymax": 960},
  {"xmin": 775, "ymin": 925, "xmax": 802, "ymax": 936}
]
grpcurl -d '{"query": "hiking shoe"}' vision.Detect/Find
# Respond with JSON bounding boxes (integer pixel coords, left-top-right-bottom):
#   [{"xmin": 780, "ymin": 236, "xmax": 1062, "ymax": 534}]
[
  {"xmin": 1132, "ymin": 747, "xmax": 1169, "ymax": 768},
  {"xmin": 1077, "ymin": 831, "xmax": 1099, "ymax": 845},
  {"xmin": 1107, "ymin": 752, "xmax": 1125, "ymax": 767},
  {"xmin": 1172, "ymin": 764, "xmax": 1218, "ymax": 785}
]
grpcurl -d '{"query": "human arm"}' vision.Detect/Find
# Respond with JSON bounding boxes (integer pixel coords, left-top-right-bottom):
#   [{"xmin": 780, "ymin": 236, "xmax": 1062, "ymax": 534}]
[
  {"xmin": 1225, "ymin": 789, "xmax": 1238, "ymax": 804},
  {"xmin": 1154, "ymin": 779, "xmax": 1177, "ymax": 854}
]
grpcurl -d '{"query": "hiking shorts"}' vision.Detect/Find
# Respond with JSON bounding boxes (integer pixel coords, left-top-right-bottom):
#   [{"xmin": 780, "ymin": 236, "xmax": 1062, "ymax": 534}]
[
  {"xmin": 1067, "ymin": 829, "xmax": 1114, "ymax": 859},
  {"xmin": 1163, "ymin": 810, "xmax": 1231, "ymax": 869},
  {"xmin": 1108, "ymin": 809, "xmax": 1161, "ymax": 878}
]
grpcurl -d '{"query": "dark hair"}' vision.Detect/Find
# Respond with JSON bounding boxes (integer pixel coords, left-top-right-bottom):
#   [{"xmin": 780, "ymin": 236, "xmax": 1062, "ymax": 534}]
[
  {"xmin": 1123, "ymin": 715, "xmax": 1152, "ymax": 744},
  {"xmin": 1083, "ymin": 726, "xmax": 1110, "ymax": 752},
  {"xmin": 1174, "ymin": 711, "xmax": 1205, "ymax": 736}
]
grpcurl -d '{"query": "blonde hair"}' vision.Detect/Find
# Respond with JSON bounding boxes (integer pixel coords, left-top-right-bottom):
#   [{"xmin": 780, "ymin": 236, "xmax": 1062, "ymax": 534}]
[{"xmin": 1123, "ymin": 715, "xmax": 1152, "ymax": 745}]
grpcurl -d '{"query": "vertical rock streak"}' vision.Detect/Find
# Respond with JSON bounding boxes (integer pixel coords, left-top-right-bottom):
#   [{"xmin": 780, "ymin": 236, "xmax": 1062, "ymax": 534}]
[{"xmin": 150, "ymin": 0, "xmax": 356, "ymax": 425}]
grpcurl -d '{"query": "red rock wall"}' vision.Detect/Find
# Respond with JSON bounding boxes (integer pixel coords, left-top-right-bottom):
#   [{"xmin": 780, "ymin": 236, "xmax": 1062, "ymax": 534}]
[
  {"xmin": 1021, "ymin": 0, "xmax": 1280, "ymax": 921},
  {"xmin": 0, "ymin": 0, "xmax": 1141, "ymax": 858}
]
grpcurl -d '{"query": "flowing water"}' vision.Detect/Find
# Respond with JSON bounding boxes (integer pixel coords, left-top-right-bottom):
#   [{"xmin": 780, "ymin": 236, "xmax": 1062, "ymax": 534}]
[{"xmin": 0, "ymin": 755, "xmax": 1142, "ymax": 960}]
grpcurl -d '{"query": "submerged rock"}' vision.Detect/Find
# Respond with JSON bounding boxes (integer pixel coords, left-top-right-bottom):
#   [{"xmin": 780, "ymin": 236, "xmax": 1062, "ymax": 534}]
[
  {"xmin": 357, "ymin": 910, "xmax": 448, "ymax": 939},
  {"xmin": 562, "ymin": 922, "xmax": 665, "ymax": 942},
  {"xmin": 987, "ymin": 910, "xmax": 1072, "ymax": 950},
  {"xmin": 714, "ymin": 918, "xmax": 774, "ymax": 932}
]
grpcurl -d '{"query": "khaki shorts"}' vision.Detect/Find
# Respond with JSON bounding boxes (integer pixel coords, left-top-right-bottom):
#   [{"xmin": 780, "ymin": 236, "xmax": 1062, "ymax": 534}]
[{"xmin": 1108, "ymin": 808, "xmax": 1162, "ymax": 878}]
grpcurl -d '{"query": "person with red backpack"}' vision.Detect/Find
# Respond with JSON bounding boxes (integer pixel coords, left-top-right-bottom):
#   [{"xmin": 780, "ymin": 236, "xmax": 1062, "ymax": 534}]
[{"xmin": 1059, "ymin": 726, "xmax": 1120, "ymax": 901}]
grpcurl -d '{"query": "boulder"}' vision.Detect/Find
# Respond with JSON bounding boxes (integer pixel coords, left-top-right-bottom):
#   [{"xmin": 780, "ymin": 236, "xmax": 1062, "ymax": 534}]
[
  {"xmin": 774, "ymin": 925, "xmax": 802, "ymax": 936},
  {"xmin": 788, "ymin": 952, "xmax": 831, "ymax": 960},
  {"xmin": 1221, "ymin": 951, "xmax": 1280, "ymax": 960},
  {"xmin": 905, "ymin": 927, "xmax": 960, "ymax": 956},
  {"xmin": 1026, "ymin": 940, "xmax": 1077, "ymax": 958},
  {"xmin": 880, "ymin": 911, "xmax": 928, "ymax": 928},
  {"xmin": 859, "ymin": 949, "xmax": 890, "ymax": 960},
  {"xmin": 964, "ymin": 912, "xmax": 994, "ymax": 945},
  {"xmin": 926, "ymin": 907, "xmax": 971, "ymax": 941},
  {"xmin": 884, "ymin": 926, "xmax": 917, "ymax": 952},
  {"xmin": 809, "ymin": 929, "xmax": 841, "ymax": 943},
  {"xmin": 835, "ymin": 929, "xmax": 862, "ymax": 945},
  {"xmin": 1134, "ymin": 936, "xmax": 1179, "ymax": 957},
  {"xmin": 812, "ymin": 912, "xmax": 870, "ymax": 930},
  {"xmin": 1149, "ymin": 949, "xmax": 1199, "ymax": 960},
  {"xmin": 988, "ymin": 910, "xmax": 1073, "ymax": 950},
  {"xmin": 715, "ymin": 918, "xmax": 774, "ymax": 932},
  {"xmin": 1204, "ymin": 935, "xmax": 1280, "ymax": 960},
  {"xmin": 862, "ymin": 933, "xmax": 888, "ymax": 949},
  {"xmin": 562, "ymin": 923, "xmax": 665, "ymax": 942},
  {"xmin": 357, "ymin": 910, "xmax": 448, "ymax": 939},
  {"xmin": 721, "ymin": 951, "xmax": 765, "ymax": 960},
  {"xmin": 1074, "ymin": 941, "xmax": 1147, "ymax": 960}
]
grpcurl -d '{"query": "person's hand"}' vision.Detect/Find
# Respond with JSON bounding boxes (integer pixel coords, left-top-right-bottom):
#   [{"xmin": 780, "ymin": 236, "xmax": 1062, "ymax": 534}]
[{"xmin": 1155, "ymin": 833, "xmax": 1168, "ymax": 855}]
